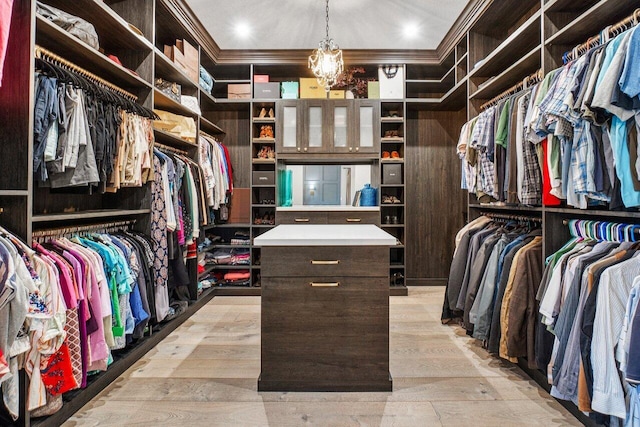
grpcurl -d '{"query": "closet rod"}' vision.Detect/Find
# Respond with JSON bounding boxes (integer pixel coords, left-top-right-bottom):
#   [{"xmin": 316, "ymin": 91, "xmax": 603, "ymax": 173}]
[
  {"xmin": 482, "ymin": 212, "xmax": 542, "ymax": 223},
  {"xmin": 155, "ymin": 142, "xmax": 189, "ymax": 156},
  {"xmin": 34, "ymin": 45, "xmax": 138, "ymax": 101},
  {"xmin": 563, "ymin": 8, "xmax": 640, "ymax": 63},
  {"xmin": 31, "ymin": 219, "xmax": 136, "ymax": 238},
  {"xmin": 480, "ymin": 69, "xmax": 543, "ymax": 110}
]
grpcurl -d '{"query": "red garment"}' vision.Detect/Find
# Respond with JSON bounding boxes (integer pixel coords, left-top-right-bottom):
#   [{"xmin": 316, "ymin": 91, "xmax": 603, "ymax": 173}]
[
  {"xmin": 0, "ymin": 0, "xmax": 14, "ymax": 87},
  {"xmin": 541, "ymin": 138, "xmax": 561, "ymax": 206},
  {"xmin": 41, "ymin": 342, "xmax": 77, "ymax": 395},
  {"xmin": 220, "ymin": 143, "xmax": 233, "ymax": 193},
  {"xmin": 0, "ymin": 348, "xmax": 9, "ymax": 381},
  {"xmin": 223, "ymin": 271, "xmax": 250, "ymax": 281}
]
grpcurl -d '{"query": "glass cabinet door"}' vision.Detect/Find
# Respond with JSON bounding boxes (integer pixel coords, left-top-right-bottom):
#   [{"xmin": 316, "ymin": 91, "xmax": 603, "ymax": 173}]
[
  {"xmin": 276, "ymin": 101, "xmax": 302, "ymax": 153},
  {"xmin": 333, "ymin": 106, "xmax": 348, "ymax": 149},
  {"xmin": 282, "ymin": 105, "xmax": 297, "ymax": 149},
  {"xmin": 308, "ymin": 105, "xmax": 323, "ymax": 150},
  {"xmin": 354, "ymin": 100, "xmax": 380, "ymax": 153}
]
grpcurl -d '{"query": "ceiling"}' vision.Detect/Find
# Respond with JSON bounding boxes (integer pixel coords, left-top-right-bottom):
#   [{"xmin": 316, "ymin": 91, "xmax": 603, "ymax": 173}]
[{"xmin": 185, "ymin": 0, "xmax": 471, "ymax": 51}]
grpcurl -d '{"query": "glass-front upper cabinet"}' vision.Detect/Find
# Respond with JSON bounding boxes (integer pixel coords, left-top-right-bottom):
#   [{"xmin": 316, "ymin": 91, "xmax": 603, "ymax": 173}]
[
  {"xmin": 328, "ymin": 100, "xmax": 353, "ymax": 153},
  {"xmin": 276, "ymin": 101, "xmax": 303, "ymax": 153},
  {"xmin": 354, "ymin": 100, "xmax": 380, "ymax": 154},
  {"xmin": 304, "ymin": 100, "xmax": 327, "ymax": 153}
]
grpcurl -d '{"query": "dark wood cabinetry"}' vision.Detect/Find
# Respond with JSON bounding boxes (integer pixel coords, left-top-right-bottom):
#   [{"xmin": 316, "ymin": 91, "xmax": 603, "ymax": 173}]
[{"xmin": 259, "ymin": 245, "xmax": 391, "ymax": 392}]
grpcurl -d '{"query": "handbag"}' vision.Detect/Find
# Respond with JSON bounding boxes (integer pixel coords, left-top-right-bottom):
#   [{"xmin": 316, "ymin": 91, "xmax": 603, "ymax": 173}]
[{"xmin": 36, "ymin": 2, "xmax": 100, "ymax": 50}]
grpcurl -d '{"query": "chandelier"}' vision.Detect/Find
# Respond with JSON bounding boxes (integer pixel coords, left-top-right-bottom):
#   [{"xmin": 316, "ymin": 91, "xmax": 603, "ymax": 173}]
[{"xmin": 308, "ymin": 0, "xmax": 344, "ymax": 92}]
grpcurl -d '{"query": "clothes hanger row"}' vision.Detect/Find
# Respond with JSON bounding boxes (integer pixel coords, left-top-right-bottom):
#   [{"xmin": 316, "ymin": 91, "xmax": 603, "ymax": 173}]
[
  {"xmin": 563, "ymin": 219, "xmax": 640, "ymax": 242},
  {"xmin": 563, "ymin": 8, "xmax": 640, "ymax": 64},
  {"xmin": 482, "ymin": 212, "xmax": 542, "ymax": 224},
  {"xmin": 31, "ymin": 219, "xmax": 136, "ymax": 243},
  {"xmin": 480, "ymin": 69, "xmax": 543, "ymax": 110},
  {"xmin": 154, "ymin": 142, "xmax": 189, "ymax": 156},
  {"xmin": 34, "ymin": 46, "xmax": 158, "ymax": 120}
]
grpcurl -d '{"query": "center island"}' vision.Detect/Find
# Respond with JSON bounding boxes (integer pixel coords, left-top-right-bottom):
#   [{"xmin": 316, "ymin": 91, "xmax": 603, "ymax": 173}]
[{"xmin": 254, "ymin": 224, "xmax": 396, "ymax": 392}]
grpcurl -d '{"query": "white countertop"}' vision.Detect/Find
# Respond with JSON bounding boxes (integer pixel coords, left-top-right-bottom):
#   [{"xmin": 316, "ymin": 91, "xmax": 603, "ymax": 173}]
[
  {"xmin": 276, "ymin": 205, "xmax": 379, "ymax": 212},
  {"xmin": 254, "ymin": 225, "xmax": 397, "ymax": 246}
]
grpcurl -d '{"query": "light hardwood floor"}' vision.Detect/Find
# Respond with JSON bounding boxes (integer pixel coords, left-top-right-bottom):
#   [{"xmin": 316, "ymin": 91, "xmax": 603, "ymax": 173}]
[{"xmin": 64, "ymin": 288, "xmax": 581, "ymax": 426}]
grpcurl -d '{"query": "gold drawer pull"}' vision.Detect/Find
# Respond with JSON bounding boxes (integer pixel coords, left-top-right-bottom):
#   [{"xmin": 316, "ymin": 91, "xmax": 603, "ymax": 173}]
[
  {"xmin": 310, "ymin": 282, "xmax": 340, "ymax": 287},
  {"xmin": 311, "ymin": 260, "xmax": 340, "ymax": 265},
  {"xmin": 346, "ymin": 218, "xmax": 362, "ymax": 222},
  {"xmin": 294, "ymin": 218, "xmax": 310, "ymax": 222}
]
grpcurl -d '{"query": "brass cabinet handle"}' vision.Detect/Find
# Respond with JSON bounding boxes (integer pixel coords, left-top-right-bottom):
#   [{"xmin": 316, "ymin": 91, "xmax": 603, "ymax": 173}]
[
  {"xmin": 346, "ymin": 218, "xmax": 362, "ymax": 222},
  {"xmin": 310, "ymin": 282, "xmax": 340, "ymax": 287},
  {"xmin": 304, "ymin": 147, "xmax": 308, "ymax": 152},
  {"xmin": 355, "ymin": 147, "xmax": 359, "ymax": 151},
  {"xmin": 297, "ymin": 147, "xmax": 301, "ymax": 151},
  {"xmin": 311, "ymin": 260, "xmax": 340, "ymax": 265},
  {"xmin": 294, "ymin": 218, "xmax": 310, "ymax": 222},
  {"xmin": 349, "ymin": 147, "xmax": 353, "ymax": 152}
]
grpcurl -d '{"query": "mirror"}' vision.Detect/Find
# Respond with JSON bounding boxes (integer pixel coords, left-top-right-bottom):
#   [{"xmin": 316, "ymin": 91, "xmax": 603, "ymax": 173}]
[{"xmin": 285, "ymin": 164, "xmax": 372, "ymax": 206}]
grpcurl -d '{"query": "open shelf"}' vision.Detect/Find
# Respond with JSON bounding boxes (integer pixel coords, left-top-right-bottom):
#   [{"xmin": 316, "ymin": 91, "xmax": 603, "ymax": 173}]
[
  {"xmin": 154, "ymin": 48, "xmax": 198, "ymax": 89},
  {"xmin": 469, "ymin": 203, "xmax": 543, "ymax": 212},
  {"xmin": 200, "ymin": 116, "xmax": 225, "ymax": 135},
  {"xmin": 469, "ymin": 10, "xmax": 541, "ymax": 78},
  {"xmin": 154, "ymin": 88, "xmax": 199, "ymax": 117},
  {"xmin": 544, "ymin": 0, "xmax": 634, "ymax": 47},
  {"xmin": 469, "ymin": 46, "xmax": 541, "ymax": 101},
  {"xmin": 36, "ymin": 17, "xmax": 152, "ymax": 91},
  {"xmin": 32, "ymin": 209, "xmax": 151, "ymax": 223},
  {"xmin": 153, "ymin": 128, "xmax": 198, "ymax": 150}
]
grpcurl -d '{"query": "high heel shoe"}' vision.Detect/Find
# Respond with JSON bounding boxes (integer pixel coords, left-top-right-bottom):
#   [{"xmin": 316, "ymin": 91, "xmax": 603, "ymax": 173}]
[
  {"xmin": 268, "ymin": 108, "xmax": 274, "ymax": 118},
  {"xmin": 258, "ymin": 108, "xmax": 267, "ymax": 118}
]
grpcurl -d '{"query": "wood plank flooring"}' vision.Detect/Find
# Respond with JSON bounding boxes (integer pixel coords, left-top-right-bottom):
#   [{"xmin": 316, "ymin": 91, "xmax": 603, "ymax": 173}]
[{"xmin": 63, "ymin": 288, "xmax": 581, "ymax": 426}]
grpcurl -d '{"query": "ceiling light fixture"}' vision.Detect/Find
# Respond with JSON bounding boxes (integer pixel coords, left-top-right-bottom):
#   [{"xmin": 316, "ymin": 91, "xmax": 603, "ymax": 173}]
[
  {"xmin": 308, "ymin": 0, "xmax": 343, "ymax": 92},
  {"xmin": 235, "ymin": 21, "xmax": 251, "ymax": 39}
]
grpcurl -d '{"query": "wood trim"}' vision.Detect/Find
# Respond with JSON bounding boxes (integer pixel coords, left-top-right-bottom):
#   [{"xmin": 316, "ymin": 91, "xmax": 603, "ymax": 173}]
[
  {"xmin": 216, "ymin": 49, "xmax": 441, "ymax": 65},
  {"xmin": 160, "ymin": 0, "xmax": 221, "ymax": 61},
  {"xmin": 436, "ymin": 0, "xmax": 491, "ymax": 59}
]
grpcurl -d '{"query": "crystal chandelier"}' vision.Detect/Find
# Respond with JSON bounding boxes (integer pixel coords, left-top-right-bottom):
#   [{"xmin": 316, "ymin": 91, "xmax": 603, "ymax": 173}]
[{"xmin": 308, "ymin": 0, "xmax": 344, "ymax": 92}]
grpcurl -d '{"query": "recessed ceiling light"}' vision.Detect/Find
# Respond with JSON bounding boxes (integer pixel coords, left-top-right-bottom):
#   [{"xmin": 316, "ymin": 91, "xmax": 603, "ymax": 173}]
[
  {"xmin": 403, "ymin": 22, "xmax": 420, "ymax": 39},
  {"xmin": 235, "ymin": 21, "xmax": 252, "ymax": 39}
]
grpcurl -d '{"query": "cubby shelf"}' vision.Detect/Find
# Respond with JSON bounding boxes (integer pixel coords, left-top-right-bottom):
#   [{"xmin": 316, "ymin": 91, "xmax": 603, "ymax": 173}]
[{"xmin": 32, "ymin": 209, "xmax": 151, "ymax": 223}]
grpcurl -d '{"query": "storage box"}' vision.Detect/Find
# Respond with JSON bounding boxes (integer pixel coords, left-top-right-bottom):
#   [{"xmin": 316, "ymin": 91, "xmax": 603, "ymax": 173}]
[
  {"xmin": 253, "ymin": 171, "xmax": 275, "ymax": 186},
  {"xmin": 281, "ymin": 81, "xmax": 299, "ymax": 99},
  {"xmin": 378, "ymin": 65, "xmax": 404, "ymax": 99},
  {"xmin": 176, "ymin": 39, "xmax": 199, "ymax": 81},
  {"xmin": 254, "ymin": 74, "xmax": 269, "ymax": 83},
  {"xmin": 367, "ymin": 81, "xmax": 380, "ymax": 99},
  {"xmin": 300, "ymin": 77, "xmax": 326, "ymax": 99},
  {"xmin": 228, "ymin": 188, "xmax": 250, "ymax": 224},
  {"xmin": 382, "ymin": 164, "xmax": 402, "ymax": 184},
  {"xmin": 254, "ymin": 82, "xmax": 280, "ymax": 99},
  {"xmin": 329, "ymin": 90, "xmax": 345, "ymax": 99},
  {"xmin": 228, "ymin": 83, "xmax": 251, "ymax": 99}
]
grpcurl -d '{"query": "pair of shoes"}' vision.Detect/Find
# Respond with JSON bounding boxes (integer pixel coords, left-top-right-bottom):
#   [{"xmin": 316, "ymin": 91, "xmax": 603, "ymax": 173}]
[
  {"xmin": 260, "ymin": 125, "xmax": 274, "ymax": 138},
  {"xmin": 382, "ymin": 151, "xmax": 401, "ymax": 159},
  {"xmin": 383, "ymin": 215, "xmax": 399, "ymax": 224},
  {"xmin": 257, "ymin": 146, "xmax": 274, "ymax": 159},
  {"xmin": 260, "ymin": 199, "xmax": 275, "ymax": 204},
  {"xmin": 254, "ymin": 211, "xmax": 275, "ymax": 225},
  {"xmin": 258, "ymin": 108, "xmax": 275, "ymax": 118},
  {"xmin": 386, "ymin": 110, "xmax": 399, "ymax": 118},
  {"xmin": 390, "ymin": 272, "xmax": 405, "ymax": 286},
  {"xmin": 381, "ymin": 194, "xmax": 402, "ymax": 204},
  {"xmin": 384, "ymin": 130, "xmax": 399, "ymax": 138}
]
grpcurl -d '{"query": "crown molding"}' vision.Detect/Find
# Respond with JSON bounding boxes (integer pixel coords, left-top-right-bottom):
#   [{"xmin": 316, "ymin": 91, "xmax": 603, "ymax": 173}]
[
  {"xmin": 160, "ymin": 0, "xmax": 221, "ymax": 61},
  {"xmin": 436, "ymin": 0, "xmax": 491, "ymax": 60},
  {"xmin": 216, "ymin": 49, "xmax": 440, "ymax": 65}
]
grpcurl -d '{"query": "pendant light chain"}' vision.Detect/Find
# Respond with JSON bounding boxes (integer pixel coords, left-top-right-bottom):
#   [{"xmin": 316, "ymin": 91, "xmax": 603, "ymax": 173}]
[{"xmin": 325, "ymin": 0, "xmax": 330, "ymax": 39}]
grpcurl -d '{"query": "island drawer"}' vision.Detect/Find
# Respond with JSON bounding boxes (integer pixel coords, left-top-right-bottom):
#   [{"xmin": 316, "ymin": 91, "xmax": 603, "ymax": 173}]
[
  {"xmin": 326, "ymin": 211, "xmax": 379, "ymax": 225},
  {"xmin": 261, "ymin": 246, "xmax": 387, "ymax": 278}
]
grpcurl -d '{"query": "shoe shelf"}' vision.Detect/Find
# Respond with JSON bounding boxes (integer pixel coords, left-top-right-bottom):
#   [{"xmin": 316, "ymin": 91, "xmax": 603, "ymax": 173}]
[{"xmin": 379, "ymin": 101, "xmax": 406, "ymax": 286}]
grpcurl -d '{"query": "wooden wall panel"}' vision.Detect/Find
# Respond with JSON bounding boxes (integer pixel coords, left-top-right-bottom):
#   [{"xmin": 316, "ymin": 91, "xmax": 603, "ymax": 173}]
[
  {"xmin": 213, "ymin": 109, "xmax": 251, "ymax": 189},
  {"xmin": 405, "ymin": 109, "xmax": 467, "ymax": 285}
]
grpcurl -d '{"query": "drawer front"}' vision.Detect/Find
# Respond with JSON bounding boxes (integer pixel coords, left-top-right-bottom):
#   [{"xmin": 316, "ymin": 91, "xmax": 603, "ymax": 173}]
[
  {"xmin": 326, "ymin": 211, "xmax": 380, "ymax": 225},
  {"xmin": 261, "ymin": 246, "xmax": 388, "ymax": 277},
  {"xmin": 261, "ymin": 276, "xmax": 389, "ymax": 385},
  {"xmin": 276, "ymin": 211, "xmax": 327, "ymax": 225}
]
